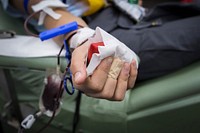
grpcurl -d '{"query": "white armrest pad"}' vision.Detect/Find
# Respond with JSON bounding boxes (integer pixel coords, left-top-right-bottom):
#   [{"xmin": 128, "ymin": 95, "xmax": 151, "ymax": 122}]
[{"xmin": 0, "ymin": 35, "xmax": 65, "ymax": 57}]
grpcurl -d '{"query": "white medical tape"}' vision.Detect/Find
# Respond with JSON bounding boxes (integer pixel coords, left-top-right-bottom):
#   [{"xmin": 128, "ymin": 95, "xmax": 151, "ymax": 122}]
[
  {"xmin": 31, "ymin": 0, "xmax": 67, "ymax": 12},
  {"xmin": 31, "ymin": 0, "xmax": 68, "ymax": 25},
  {"xmin": 38, "ymin": 11, "xmax": 46, "ymax": 25},
  {"xmin": 69, "ymin": 27, "xmax": 95, "ymax": 49}
]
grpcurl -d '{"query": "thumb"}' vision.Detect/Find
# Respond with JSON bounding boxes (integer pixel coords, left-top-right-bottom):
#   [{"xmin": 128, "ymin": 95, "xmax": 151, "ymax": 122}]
[{"xmin": 70, "ymin": 44, "xmax": 89, "ymax": 85}]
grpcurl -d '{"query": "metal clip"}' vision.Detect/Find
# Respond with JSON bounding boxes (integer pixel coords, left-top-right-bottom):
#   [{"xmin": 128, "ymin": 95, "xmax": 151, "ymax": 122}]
[{"xmin": 0, "ymin": 30, "xmax": 16, "ymax": 39}]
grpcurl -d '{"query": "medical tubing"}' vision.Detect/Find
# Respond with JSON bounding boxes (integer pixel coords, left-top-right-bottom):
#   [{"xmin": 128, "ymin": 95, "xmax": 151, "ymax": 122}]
[
  {"xmin": 36, "ymin": 44, "xmax": 71, "ymax": 133},
  {"xmin": 63, "ymin": 68, "xmax": 75, "ymax": 95},
  {"xmin": 23, "ymin": 0, "xmax": 30, "ymax": 14},
  {"xmin": 65, "ymin": 31, "xmax": 77, "ymax": 45},
  {"xmin": 72, "ymin": 91, "xmax": 82, "ymax": 133},
  {"xmin": 63, "ymin": 40, "xmax": 75, "ymax": 95},
  {"xmin": 22, "ymin": 9, "xmax": 84, "ymax": 132},
  {"xmin": 24, "ymin": 10, "xmax": 41, "ymax": 37},
  {"xmin": 64, "ymin": 40, "xmax": 72, "ymax": 62},
  {"xmin": 36, "ymin": 43, "xmax": 66, "ymax": 133},
  {"xmin": 57, "ymin": 44, "xmax": 65, "ymax": 67},
  {"xmin": 36, "ymin": 43, "xmax": 66, "ymax": 132}
]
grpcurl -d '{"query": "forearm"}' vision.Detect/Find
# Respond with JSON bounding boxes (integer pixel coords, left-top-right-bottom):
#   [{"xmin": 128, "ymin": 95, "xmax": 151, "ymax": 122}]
[
  {"xmin": 43, "ymin": 9, "xmax": 88, "ymax": 44},
  {"xmin": 9, "ymin": 0, "xmax": 88, "ymax": 44}
]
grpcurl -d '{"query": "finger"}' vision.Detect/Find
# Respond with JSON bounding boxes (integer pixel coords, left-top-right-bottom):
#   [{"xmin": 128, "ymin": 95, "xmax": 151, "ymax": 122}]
[
  {"xmin": 86, "ymin": 77, "xmax": 117, "ymax": 99},
  {"xmin": 113, "ymin": 62, "xmax": 130, "ymax": 101},
  {"xmin": 86, "ymin": 57, "xmax": 113, "ymax": 92},
  {"xmin": 128, "ymin": 60, "xmax": 138, "ymax": 89},
  {"xmin": 86, "ymin": 58, "xmax": 124, "ymax": 99},
  {"xmin": 108, "ymin": 58, "xmax": 124, "ymax": 80},
  {"xmin": 70, "ymin": 42, "xmax": 89, "ymax": 85}
]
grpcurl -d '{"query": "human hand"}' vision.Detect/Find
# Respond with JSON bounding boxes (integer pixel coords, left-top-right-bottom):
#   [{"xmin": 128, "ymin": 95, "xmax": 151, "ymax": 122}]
[
  {"xmin": 70, "ymin": 42, "xmax": 138, "ymax": 101},
  {"xmin": 139, "ymin": 0, "xmax": 143, "ymax": 6}
]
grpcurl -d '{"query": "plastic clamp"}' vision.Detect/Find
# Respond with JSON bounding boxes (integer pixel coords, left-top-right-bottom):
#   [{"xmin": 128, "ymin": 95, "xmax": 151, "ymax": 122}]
[
  {"xmin": 39, "ymin": 21, "xmax": 78, "ymax": 41},
  {"xmin": 21, "ymin": 115, "xmax": 36, "ymax": 129}
]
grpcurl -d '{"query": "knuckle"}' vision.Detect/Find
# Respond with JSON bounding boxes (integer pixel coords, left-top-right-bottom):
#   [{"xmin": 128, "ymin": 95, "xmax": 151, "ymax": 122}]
[
  {"xmin": 90, "ymin": 82, "xmax": 103, "ymax": 92},
  {"xmin": 85, "ymin": 93, "xmax": 92, "ymax": 97},
  {"xmin": 118, "ymin": 75, "xmax": 129, "ymax": 82},
  {"xmin": 102, "ymin": 91, "xmax": 114, "ymax": 99},
  {"xmin": 73, "ymin": 83, "xmax": 81, "ymax": 89},
  {"xmin": 134, "ymin": 70, "xmax": 138, "ymax": 76},
  {"xmin": 131, "ymin": 68, "xmax": 138, "ymax": 76},
  {"xmin": 128, "ymin": 81, "xmax": 135, "ymax": 89},
  {"xmin": 70, "ymin": 62, "xmax": 78, "ymax": 74},
  {"xmin": 113, "ymin": 92, "xmax": 125, "ymax": 101},
  {"xmin": 97, "ymin": 57, "xmax": 113, "ymax": 72},
  {"xmin": 114, "ymin": 96, "xmax": 124, "ymax": 101}
]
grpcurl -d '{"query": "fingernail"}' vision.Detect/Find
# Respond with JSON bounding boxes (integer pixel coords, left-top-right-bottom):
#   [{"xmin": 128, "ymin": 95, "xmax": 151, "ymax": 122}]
[
  {"xmin": 131, "ymin": 60, "xmax": 137, "ymax": 68},
  {"xmin": 131, "ymin": 59, "xmax": 136, "ymax": 64},
  {"xmin": 75, "ymin": 72, "xmax": 81, "ymax": 83},
  {"xmin": 107, "ymin": 57, "xmax": 113, "ymax": 65},
  {"xmin": 123, "ymin": 63, "xmax": 130, "ymax": 74}
]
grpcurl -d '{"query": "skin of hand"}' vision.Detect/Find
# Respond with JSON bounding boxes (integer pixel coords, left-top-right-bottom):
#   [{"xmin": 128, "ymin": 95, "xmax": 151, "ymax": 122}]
[
  {"xmin": 10, "ymin": 0, "xmax": 138, "ymax": 101},
  {"xmin": 70, "ymin": 41, "xmax": 138, "ymax": 101},
  {"xmin": 139, "ymin": 0, "xmax": 143, "ymax": 6}
]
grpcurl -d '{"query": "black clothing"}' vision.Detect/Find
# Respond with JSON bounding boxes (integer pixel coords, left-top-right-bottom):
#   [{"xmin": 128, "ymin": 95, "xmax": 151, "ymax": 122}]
[{"xmin": 87, "ymin": 2, "xmax": 200, "ymax": 81}]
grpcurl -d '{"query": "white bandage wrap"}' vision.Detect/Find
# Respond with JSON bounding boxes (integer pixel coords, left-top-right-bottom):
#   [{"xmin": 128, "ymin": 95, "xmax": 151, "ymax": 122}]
[
  {"xmin": 69, "ymin": 27, "xmax": 95, "ymax": 49},
  {"xmin": 86, "ymin": 27, "xmax": 140, "ymax": 76},
  {"xmin": 31, "ymin": 0, "xmax": 68, "ymax": 25}
]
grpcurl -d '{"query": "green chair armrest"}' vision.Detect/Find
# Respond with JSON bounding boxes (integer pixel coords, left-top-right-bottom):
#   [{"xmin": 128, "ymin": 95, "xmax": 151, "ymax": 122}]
[
  {"xmin": 128, "ymin": 61, "xmax": 200, "ymax": 114},
  {"xmin": 127, "ymin": 61, "xmax": 200, "ymax": 133},
  {"xmin": 0, "ymin": 56, "xmax": 67, "ymax": 71}
]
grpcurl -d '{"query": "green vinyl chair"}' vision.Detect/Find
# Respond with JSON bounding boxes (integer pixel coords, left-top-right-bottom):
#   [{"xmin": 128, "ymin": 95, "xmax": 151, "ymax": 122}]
[{"xmin": 0, "ymin": 4, "xmax": 200, "ymax": 133}]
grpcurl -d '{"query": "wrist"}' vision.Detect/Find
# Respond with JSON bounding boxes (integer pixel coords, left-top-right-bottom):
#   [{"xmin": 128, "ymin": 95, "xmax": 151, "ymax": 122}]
[{"xmin": 68, "ymin": 27, "xmax": 95, "ymax": 49}]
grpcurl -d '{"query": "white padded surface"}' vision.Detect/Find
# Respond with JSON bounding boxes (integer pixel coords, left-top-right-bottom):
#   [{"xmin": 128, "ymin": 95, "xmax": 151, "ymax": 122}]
[{"xmin": 0, "ymin": 35, "xmax": 65, "ymax": 57}]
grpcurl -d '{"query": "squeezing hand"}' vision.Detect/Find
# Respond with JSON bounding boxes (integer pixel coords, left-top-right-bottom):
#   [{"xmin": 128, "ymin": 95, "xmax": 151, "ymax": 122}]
[{"xmin": 70, "ymin": 42, "xmax": 138, "ymax": 101}]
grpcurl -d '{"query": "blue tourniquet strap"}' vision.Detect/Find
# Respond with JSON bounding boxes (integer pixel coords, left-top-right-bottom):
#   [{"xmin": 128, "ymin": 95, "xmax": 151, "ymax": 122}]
[{"xmin": 23, "ymin": 0, "xmax": 30, "ymax": 14}]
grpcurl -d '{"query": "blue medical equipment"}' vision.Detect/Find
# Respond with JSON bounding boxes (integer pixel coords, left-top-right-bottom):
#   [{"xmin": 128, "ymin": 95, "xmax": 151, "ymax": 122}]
[
  {"xmin": 39, "ymin": 21, "xmax": 78, "ymax": 41},
  {"xmin": 63, "ymin": 40, "xmax": 75, "ymax": 95},
  {"xmin": 39, "ymin": 21, "xmax": 78, "ymax": 95}
]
